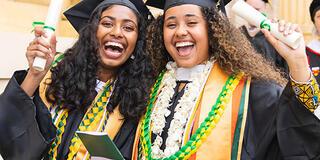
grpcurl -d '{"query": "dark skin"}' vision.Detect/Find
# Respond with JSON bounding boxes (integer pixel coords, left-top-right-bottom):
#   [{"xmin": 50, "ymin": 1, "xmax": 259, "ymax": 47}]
[{"xmin": 21, "ymin": 5, "xmax": 139, "ymax": 97}]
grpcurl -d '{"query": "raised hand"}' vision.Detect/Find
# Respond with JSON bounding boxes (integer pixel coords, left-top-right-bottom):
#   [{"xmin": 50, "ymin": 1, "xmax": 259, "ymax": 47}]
[
  {"xmin": 261, "ymin": 19, "xmax": 311, "ymax": 82},
  {"xmin": 21, "ymin": 26, "xmax": 57, "ymax": 97}
]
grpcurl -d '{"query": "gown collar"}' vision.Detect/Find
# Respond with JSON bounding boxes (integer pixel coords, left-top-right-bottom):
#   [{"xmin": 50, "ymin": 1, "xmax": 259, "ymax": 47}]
[
  {"xmin": 176, "ymin": 64, "xmax": 206, "ymax": 81},
  {"xmin": 307, "ymin": 39, "xmax": 320, "ymax": 53}
]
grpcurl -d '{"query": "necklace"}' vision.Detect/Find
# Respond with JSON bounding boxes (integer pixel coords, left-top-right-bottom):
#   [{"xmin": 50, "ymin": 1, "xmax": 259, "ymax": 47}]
[
  {"xmin": 150, "ymin": 61, "xmax": 213, "ymax": 158},
  {"xmin": 139, "ymin": 66, "xmax": 244, "ymax": 160}
]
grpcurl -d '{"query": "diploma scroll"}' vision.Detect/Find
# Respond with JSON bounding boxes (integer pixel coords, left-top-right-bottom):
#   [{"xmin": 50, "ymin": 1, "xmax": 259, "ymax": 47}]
[
  {"xmin": 32, "ymin": 0, "xmax": 63, "ymax": 71},
  {"xmin": 231, "ymin": 0, "xmax": 302, "ymax": 49}
]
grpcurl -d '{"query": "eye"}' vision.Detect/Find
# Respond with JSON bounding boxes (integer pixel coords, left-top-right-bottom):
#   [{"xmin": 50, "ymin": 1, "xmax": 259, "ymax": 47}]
[
  {"xmin": 166, "ymin": 23, "xmax": 176, "ymax": 28},
  {"xmin": 123, "ymin": 25, "xmax": 135, "ymax": 31},
  {"xmin": 101, "ymin": 21, "xmax": 113, "ymax": 27},
  {"xmin": 187, "ymin": 21, "xmax": 198, "ymax": 25}
]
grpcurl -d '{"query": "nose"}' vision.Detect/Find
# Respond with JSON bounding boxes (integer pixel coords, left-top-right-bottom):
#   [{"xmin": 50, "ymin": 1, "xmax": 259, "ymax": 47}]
[
  {"xmin": 176, "ymin": 24, "xmax": 188, "ymax": 38},
  {"xmin": 110, "ymin": 25, "xmax": 123, "ymax": 38}
]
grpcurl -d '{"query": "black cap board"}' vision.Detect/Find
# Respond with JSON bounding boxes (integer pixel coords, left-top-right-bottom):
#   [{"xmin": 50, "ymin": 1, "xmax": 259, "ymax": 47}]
[
  {"xmin": 64, "ymin": 0, "xmax": 153, "ymax": 32},
  {"xmin": 146, "ymin": 0, "xmax": 231, "ymax": 13}
]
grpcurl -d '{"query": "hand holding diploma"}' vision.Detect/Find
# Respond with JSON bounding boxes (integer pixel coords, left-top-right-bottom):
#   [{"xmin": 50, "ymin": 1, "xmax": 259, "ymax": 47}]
[
  {"xmin": 21, "ymin": 27, "xmax": 56, "ymax": 97},
  {"xmin": 262, "ymin": 19, "xmax": 311, "ymax": 83},
  {"xmin": 32, "ymin": 0, "xmax": 63, "ymax": 71},
  {"xmin": 232, "ymin": 0, "xmax": 302, "ymax": 49}
]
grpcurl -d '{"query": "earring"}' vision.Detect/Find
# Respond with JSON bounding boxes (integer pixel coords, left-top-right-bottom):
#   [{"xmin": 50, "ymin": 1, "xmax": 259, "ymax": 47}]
[{"xmin": 130, "ymin": 55, "xmax": 135, "ymax": 60}]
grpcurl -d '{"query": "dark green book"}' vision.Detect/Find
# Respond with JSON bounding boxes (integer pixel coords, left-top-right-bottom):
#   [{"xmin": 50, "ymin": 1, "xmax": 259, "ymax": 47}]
[{"xmin": 76, "ymin": 131, "xmax": 124, "ymax": 160}]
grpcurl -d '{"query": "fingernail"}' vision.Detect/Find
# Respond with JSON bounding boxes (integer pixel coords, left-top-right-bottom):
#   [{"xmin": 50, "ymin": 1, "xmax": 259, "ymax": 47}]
[{"xmin": 280, "ymin": 26, "xmax": 284, "ymax": 31}]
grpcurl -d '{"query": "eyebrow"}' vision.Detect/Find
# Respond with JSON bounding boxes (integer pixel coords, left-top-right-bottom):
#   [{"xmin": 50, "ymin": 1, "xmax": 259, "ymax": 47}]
[
  {"xmin": 185, "ymin": 14, "xmax": 200, "ymax": 18},
  {"xmin": 100, "ymin": 15, "xmax": 138, "ymax": 27},
  {"xmin": 165, "ymin": 16, "xmax": 176, "ymax": 22},
  {"xmin": 165, "ymin": 14, "xmax": 200, "ymax": 22}
]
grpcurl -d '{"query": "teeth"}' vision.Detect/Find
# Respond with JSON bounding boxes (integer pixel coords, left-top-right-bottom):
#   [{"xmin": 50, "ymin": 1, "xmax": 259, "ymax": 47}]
[
  {"xmin": 176, "ymin": 42, "xmax": 194, "ymax": 48},
  {"xmin": 105, "ymin": 42, "xmax": 124, "ymax": 49}
]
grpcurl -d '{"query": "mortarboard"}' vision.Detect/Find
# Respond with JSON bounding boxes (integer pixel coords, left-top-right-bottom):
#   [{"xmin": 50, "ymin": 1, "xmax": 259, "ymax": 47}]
[
  {"xmin": 146, "ymin": 0, "xmax": 231, "ymax": 13},
  {"xmin": 310, "ymin": 0, "xmax": 320, "ymax": 22},
  {"xmin": 64, "ymin": 0, "xmax": 153, "ymax": 32}
]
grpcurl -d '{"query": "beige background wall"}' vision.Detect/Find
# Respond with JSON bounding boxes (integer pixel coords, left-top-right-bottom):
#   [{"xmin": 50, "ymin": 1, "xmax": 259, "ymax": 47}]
[
  {"xmin": 1, "ymin": 0, "xmax": 315, "ymax": 93},
  {"xmin": 0, "ymin": 0, "xmax": 317, "ymax": 159}
]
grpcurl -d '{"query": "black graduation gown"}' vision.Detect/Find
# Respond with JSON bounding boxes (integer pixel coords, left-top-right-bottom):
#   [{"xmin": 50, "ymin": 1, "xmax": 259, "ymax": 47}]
[
  {"xmin": 241, "ymin": 26, "xmax": 289, "ymax": 76},
  {"xmin": 152, "ymin": 81, "xmax": 320, "ymax": 159},
  {"xmin": 306, "ymin": 47, "xmax": 320, "ymax": 83},
  {"xmin": 0, "ymin": 70, "xmax": 137, "ymax": 160}
]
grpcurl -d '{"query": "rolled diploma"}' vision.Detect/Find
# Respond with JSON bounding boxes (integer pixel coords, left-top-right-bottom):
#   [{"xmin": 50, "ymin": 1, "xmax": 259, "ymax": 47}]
[
  {"xmin": 32, "ymin": 0, "xmax": 63, "ymax": 71},
  {"xmin": 231, "ymin": 0, "xmax": 302, "ymax": 49}
]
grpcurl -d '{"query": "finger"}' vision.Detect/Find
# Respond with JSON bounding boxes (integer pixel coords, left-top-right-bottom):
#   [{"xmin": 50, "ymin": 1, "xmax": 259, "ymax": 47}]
[
  {"xmin": 34, "ymin": 37, "xmax": 51, "ymax": 49},
  {"xmin": 29, "ymin": 50, "xmax": 48, "ymax": 59},
  {"xmin": 50, "ymin": 33, "xmax": 57, "ymax": 56},
  {"xmin": 271, "ymin": 18, "xmax": 278, "ymax": 23},
  {"xmin": 279, "ymin": 20, "xmax": 285, "ymax": 32},
  {"xmin": 283, "ymin": 22, "xmax": 292, "ymax": 36},
  {"xmin": 34, "ymin": 27, "xmax": 47, "ymax": 38},
  {"xmin": 27, "ymin": 43, "xmax": 51, "ymax": 55},
  {"xmin": 261, "ymin": 29, "xmax": 278, "ymax": 47},
  {"xmin": 294, "ymin": 24, "xmax": 302, "ymax": 33},
  {"xmin": 288, "ymin": 23, "xmax": 298, "ymax": 35}
]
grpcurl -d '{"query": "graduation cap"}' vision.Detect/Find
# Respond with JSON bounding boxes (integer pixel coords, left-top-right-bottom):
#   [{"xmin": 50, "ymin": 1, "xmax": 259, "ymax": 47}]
[
  {"xmin": 64, "ymin": 0, "xmax": 153, "ymax": 32},
  {"xmin": 310, "ymin": 0, "xmax": 320, "ymax": 22},
  {"xmin": 146, "ymin": 0, "xmax": 231, "ymax": 13}
]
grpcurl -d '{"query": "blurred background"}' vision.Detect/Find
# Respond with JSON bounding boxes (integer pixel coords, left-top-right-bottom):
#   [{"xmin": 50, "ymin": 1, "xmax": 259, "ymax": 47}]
[
  {"xmin": 0, "ymin": 0, "xmax": 316, "ymax": 159},
  {"xmin": 0, "ymin": 0, "xmax": 315, "ymax": 93}
]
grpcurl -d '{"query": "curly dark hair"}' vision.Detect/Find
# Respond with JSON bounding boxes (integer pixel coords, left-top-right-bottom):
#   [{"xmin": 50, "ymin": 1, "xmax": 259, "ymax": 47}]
[
  {"xmin": 146, "ymin": 7, "xmax": 286, "ymax": 86},
  {"xmin": 45, "ymin": 4, "xmax": 154, "ymax": 121}
]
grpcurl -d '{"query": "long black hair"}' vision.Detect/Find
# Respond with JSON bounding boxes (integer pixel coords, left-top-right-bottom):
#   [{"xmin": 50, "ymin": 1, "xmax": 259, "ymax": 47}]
[{"xmin": 46, "ymin": 3, "xmax": 154, "ymax": 121}]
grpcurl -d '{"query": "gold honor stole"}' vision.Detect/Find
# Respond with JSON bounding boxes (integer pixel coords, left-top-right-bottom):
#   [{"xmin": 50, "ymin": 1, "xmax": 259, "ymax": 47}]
[
  {"xmin": 39, "ymin": 54, "xmax": 124, "ymax": 160},
  {"xmin": 132, "ymin": 63, "xmax": 251, "ymax": 160}
]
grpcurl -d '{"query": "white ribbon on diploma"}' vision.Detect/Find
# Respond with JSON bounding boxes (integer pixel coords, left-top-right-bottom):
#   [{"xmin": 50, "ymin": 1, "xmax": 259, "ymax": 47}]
[
  {"xmin": 232, "ymin": 0, "xmax": 302, "ymax": 49},
  {"xmin": 32, "ymin": 0, "xmax": 63, "ymax": 71}
]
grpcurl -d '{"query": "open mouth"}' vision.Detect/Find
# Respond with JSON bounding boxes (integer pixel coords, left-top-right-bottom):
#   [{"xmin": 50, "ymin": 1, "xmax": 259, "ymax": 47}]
[
  {"xmin": 175, "ymin": 41, "xmax": 194, "ymax": 56},
  {"xmin": 103, "ymin": 41, "xmax": 124, "ymax": 58}
]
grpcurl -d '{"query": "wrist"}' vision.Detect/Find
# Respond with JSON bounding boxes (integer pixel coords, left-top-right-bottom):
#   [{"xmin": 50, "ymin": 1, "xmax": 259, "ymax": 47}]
[
  {"xmin": 21, "ymin": 72, "xmax": 44, "ymax": 97},
  {"xmin": 289, "ymin": 66, "xmax": 311, "ymax": 83}
]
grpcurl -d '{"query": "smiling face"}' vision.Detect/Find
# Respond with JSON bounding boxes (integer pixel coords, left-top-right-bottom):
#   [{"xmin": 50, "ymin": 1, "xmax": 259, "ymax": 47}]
[
  {"xmin": 163, "ymin": 4, "xmax": 209, "ymax": 68},
  {"xmin": 96, "ymin": 5, "xmax": 138, "ymax": 70}
]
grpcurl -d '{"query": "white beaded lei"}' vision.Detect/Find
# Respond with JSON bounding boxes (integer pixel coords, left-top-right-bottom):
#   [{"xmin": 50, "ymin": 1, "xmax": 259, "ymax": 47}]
[{"xmin": 150, "ymin": 59, "xmax": 214, "ymax": 159}]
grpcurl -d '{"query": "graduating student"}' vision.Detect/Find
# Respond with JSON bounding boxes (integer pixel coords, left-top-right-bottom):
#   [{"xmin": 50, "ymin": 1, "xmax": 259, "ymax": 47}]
[
  {"xmin": 132, "ymin": 0, "xmax": 320, "ymax": 159},
  {"xmin": 0, "ymin": 0, "xmax": 154, "ymax": 159},
  {"xmin": 307, "ymin": 0, "xmax": 320, "ymax": 83}
]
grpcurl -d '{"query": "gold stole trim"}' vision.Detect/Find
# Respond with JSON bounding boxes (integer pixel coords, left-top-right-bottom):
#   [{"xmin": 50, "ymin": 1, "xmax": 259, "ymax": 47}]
[
  {"xmin": 195, "ymin": 63, "xmax": 232, "ymax": 160},
  {"xmin": 237, "ymin": 77, "xmax": 250, "ymax": 160},
  {"xmin": 195, "ymin": 64, "xmax": 250, "ymax": 160}
]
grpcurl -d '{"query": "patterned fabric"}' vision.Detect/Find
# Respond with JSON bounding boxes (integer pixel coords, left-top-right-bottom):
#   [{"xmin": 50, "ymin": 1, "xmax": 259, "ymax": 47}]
[
  {"xmin": 291, "ymin": 74, "xmax": 320, "ymax": 112},
  {"xmin": 47, "ymin": 80, "xmax": 114, "ymax": 160},
  {"xmin": 48, "ymin": 109, "xmax": 69, "ymax": 160},
  {"xmin": 68, "ymin": 81, "xmax": 114, "ymax": 160}
]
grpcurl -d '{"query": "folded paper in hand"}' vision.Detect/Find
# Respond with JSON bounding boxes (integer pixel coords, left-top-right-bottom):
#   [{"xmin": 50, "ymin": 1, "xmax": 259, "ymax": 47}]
[{"xmin": 76, "ymin": 131, "xmax": 124, "ymax": 160}]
